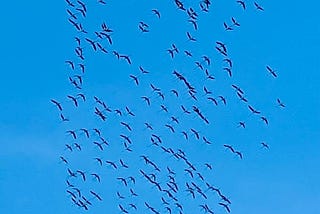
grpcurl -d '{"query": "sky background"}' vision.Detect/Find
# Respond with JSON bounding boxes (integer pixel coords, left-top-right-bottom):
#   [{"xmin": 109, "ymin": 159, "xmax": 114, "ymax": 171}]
[{"xmin": 0, "ymin": 0, "xmax": 319, "ymax": 213}]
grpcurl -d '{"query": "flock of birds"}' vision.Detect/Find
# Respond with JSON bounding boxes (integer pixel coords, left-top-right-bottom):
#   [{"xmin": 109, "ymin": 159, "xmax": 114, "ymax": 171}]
[{"xmin": 51, "ymin": 0, "xmax": 286, "ymax": 213}]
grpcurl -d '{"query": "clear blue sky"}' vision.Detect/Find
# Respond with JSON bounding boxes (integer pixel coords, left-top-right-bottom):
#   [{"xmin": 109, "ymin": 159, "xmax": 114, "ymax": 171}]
[{"xmin": 0, "ymin": 0, "xmax": 319, "ymax": 213}]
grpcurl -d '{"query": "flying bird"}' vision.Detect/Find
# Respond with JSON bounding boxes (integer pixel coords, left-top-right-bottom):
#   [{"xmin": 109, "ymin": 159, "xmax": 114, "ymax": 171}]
[
  {"xmin": 152, "ymin": 9, "xmax": 160, "ymax": 18},
  {"xmin": 254, "ymin": 2, "xmax": 264, "ymax": 11},
  {"xmin": 51, "ymin": 99, "xmax": 63, "ymax": 111},
  {"xmin": 266, "ymin": 65, "xmax": 277, "ymax": 77}
]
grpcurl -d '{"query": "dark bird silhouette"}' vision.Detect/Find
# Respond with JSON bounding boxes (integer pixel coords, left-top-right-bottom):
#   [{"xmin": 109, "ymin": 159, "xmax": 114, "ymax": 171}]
[
  {"xmin": 118, "ymin": 204, "xmax": 128, "ymax": 213},
  {"xmin": 66, "ymin": 130, "xmax": 77, "ymax": 139},
  {"xmin": 60, "ymin": 156, "xmax": 68, "ymax": 164},
  {"xmin": 254, "ymin": 2, "xmax": 264, "ymax": 11},
  {"xmin": 91, "ymin": 173, "xmax": 101, "ymax": 182},
  {"xmin": 67, "ymin": 95, "xmax": 78, "ymax": 107},
  {"xmin": 208, "ymin": 97, "xmax": 218, "ymax": 106},
  {"xmin": 237, "ymin": 0, "xmax": 246, "ymax": 10},
  {"xmin": 85, "ymin": 38, "xmax": 96, "ymax": 51},
  {"xmin": 141, "ymin": 96, "xmax": 151, "ymax": 106},
  {"xmin": 67, "ymin": 168, "xmax": 77, "ymax": 178},
  {"xmin": 65, "ymin": 60, "xmax": 75, "ymax": 70},
  {"xmin": 120, "ymin": 122, "xmax": 132, "ymax": 131},
  {"xmin": 152, "ymin": 9, "xmax": 160, "ymax": 18},
  {"xmin": 51, "ymin": 99, "xmax": 63, "ymax": 111},
  {"xmin": 232, "ymin": 84, "xmax": 243, "ymax": 93},
  {"xmin": 236, "ymin": 92, "xmax": 248, "ymax": 102},
  {"xmin": 223, "ymin": 67, "xmax": 232, "ymax": 77},
  {"xmin": 261, "ymin": 142, "xmax": 270, "ymax": 149},
  {"xmin": 224, "ymin": 144, "xmax": 235, "ymax": 153},
  {"xmin": 165, "ymin": 124, "xmax": 175, "ymax": 133},
  {"xmin": 76, "ymin": 170, "xmax": 86, "ymax": 181},
  {"xmin": 231, "ymin": 17, "xmax": 240, "ymax": 27},
  {"xmin": 261, "ymin": 116, "xmax": 269, "ymax": 125},
  {"xmin": 106, "ymin": 160, "xmax": 117, "ymax": 169},
  {"xmin": 202, "ymin": 136, "xmax": 212, "ymax": 145},
  {"xmin": 119, "ymin": 159, "xmax": 129, "ymax": 168},
  {"xmin": 203, "ymin": 86, "xmax": 212, "ymax": 95},
  {"xmin": 90, "ymin": 191, "xmax": 102, "ymax": 201},
  {"xmin": 65, "ymin": 0, "xmax": 75, "ymax": 7},
  {"xmin": 186, "ymin": 32, "xmax": 196, "ymax": 42},
  {"xmin": 60, "ymin": 113, "xmax": 69, "ymax": 122},
  {"xmin": 266, "ymin": 65, "xmax": 277, "ymax": 77},
  {"xmin": 219, "ymin": 96, "xmax": 227, "ymax": 105},
  {"xmin": 129, "ymin": 75, "xmax": 139, "ymax": 85},
  {"xmin": 190, "ymin": 128, "xmax": 200, "ymax": 139},
  {"xmin": 248, "ymin": 105, "xmax": 261, "ymax": 114},
  {"xmin": 181, "ymin": 105, "xmax": 191, "ymax": 114},
  {"xmin": 238, "ymin": 121, "xmax": 246, "ymax": 128},
  {"xmin": 277, "ymin": 98, "xmax": 285, "ymax": 108},
  {"xmin": 94, "ymin": 157, "xmax": 103, "ymax": 166},
  {"xmin": 205, "ymin": 163, "xmax": 213, "ymax": 170},
  {"xmin": 189, "ymin": 19, "xmax": 198, "ymax": 30},
  {"xmin": 235, "ymin": 151, "xmax": 243, "ymax": 159},
  {"xmin": 139, "ymin": 66, "xmax": 149, "ymax": 74},
  {"xmin": 120, "ymin": 55, "xmax": 132, "ymax": 64},
  {"xmin": 184, "ymin": 50, "xmax": 193, "ymax": 57}
]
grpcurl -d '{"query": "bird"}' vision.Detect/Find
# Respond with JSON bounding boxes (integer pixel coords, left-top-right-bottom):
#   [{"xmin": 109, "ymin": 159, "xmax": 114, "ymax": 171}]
[
  {"xmin": 139, "ymin": 66, "xmax": 149, "ymax": 74},
  {"xmin": 248, "ymin": 105, "xmax": 261, "ymax": 114},
  {"xmin": 261, "ymin": 142, "xmax": 270, "ymax": 149},
  {"xmin": 119, "ymin": 159, "xmax": 129, "ymax": 168},
  {"xmin": 152, "ymin": 9, "xmax": 160, "ymax": 18},
  {"xmin": 237, "ymin": 0, "xmax": 246, "ymax": 10},
  {"xmin": 203, "ymin": 86, "xmax": 212, "ymax": 95},
  {"xmin": 204, "ymin": 163, "xmax": 213, "ymax": 170},
  {"xmin": 60, "ymin": 113, "xmax": 69, "ymax": 122},
  {"xmin": 141, "ymin": 96, "xmax": 151, "ymax": 106},
  {"xmin": 254, "ymin": 2, "xmax": 264, "ymax": 11},
  {"xmin": 261, "ymin": 116, "xmax": 269, "ymax": 125},
  {"xmin": 94, "ymin": 157, "xmax": 103, "ymax": 166},
  {"xmin": 235, "ymin": 151, "xmax": 243, "ymax": 159},
  {"xmin": 171, "ymin": 89, "xmax": 179, "ymax": 97},
  {"xmin": 120, "ymin": 122, "xmax": 132, "ymax": 131},
  {"xmin": 223, "ymin": 22, "xmax": 233, "ymax": 31},
  {"xmin": 129, "ymin": 75, "xmax": 139, "ymax": 85},
  {"xmin": 186, "ymin": 32, "xmax": 196, "ymax": 42},
  {"xmin": 181, "ymin": 105, "xmax": 191, "ymax": 114},
  {"xmin": 203, "ymin": 136, "xmax": 212, "ymax": 144},
  {"xmin": 266, "ymin": 65, "xmax": 277, "ymax": 77},
  {"xmin": 65, "ymin": 60, "xmax": 75, "ymax": 70},
  {"xmin": 219, "ymin": 202, "xmax": 231, "ymax": 213},
  {"xmin": 60, "ymin": 156, "xmax": 68, "ymax": 164},
  {"xmin": 106, "ymin": 160, "xmax": 117, "ymax": 169},
  {"xmin": 277, "ymin": 98, "xmax": 285, "ymax": 108},
  {"xmin": 67, "ymin": 95, "xmax": 78, "ymax": 107},
  {"xmin": 90, "ymin": 191, "xmax": 102, "ymax": 201},
  {"xmin": 224, "ymin": 144, "xmax": 235, "ymax": 153},
  {"xmin": 238, "ymin": 121, "xmax": 246, "ymax": 128},
  {"xmin": 91, "ymin": 173, "xmax": 101, "ymax": 182},
  {"xmin": 231, "ymin": 17, "xmax": 240, "ymax": 27},
  {"xmin": 219, "ymin": 96, "xmax": 227, "ymax": 105},
  {"xmin": 120, "ymin": 55, "xmax": 132, "ymax": 64},
  {"xmin": 65, "ymin": 0, "xmax": 75, "ymax": 7},
  {"xmin": 76, "ymin": 170, "xmax": 86, "ymax": 181},
  {"xmin": 118, "ymin": 204, "xmax": 128, "ymax": 213},
  {"xmin": 51, "ymin": 99, "xmax": 63, "ymax": 111},
  {"xmin": 223, "ymin": 67, "xmax": 232, "ymax": 77},
  {"xmin": 66, "ymin": 130, "xmax": 77, "ymax": 139},
  {"xmin": 184, "ymin": 50, "xmax": 193, "ymax": 57},
  {"xmin": 165, "ymin": 124, "xmax": 175, "ymax": 133},
  {"xmin": 190, "ymin": 128, "xmax": 200, "ymax": 139},
  {"xmin": 208, "ymin": 97, "xmax": 218, "ymax": 105}
]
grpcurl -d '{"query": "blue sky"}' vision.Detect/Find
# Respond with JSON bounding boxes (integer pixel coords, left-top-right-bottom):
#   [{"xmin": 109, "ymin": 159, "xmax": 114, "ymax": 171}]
[{"xmin": 0, "ymin": 0, "xmax": 319, "ymax": 213}]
